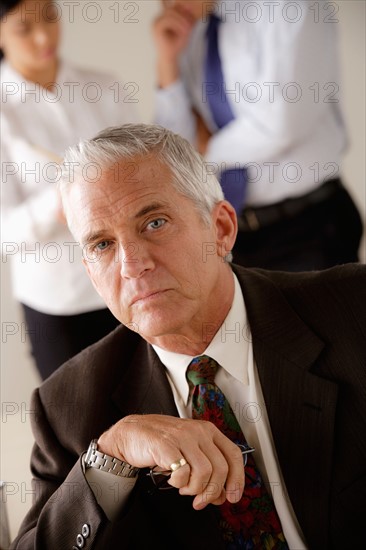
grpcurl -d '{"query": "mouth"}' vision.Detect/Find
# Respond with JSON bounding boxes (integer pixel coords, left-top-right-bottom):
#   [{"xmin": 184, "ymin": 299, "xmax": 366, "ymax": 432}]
[
  {"xmin": 39, "ymin": 48, "xmax": 56, "ymax": 60},
  {"xmin": 130, "ymin": 289, "xmax": 170, "ymax": 306}
]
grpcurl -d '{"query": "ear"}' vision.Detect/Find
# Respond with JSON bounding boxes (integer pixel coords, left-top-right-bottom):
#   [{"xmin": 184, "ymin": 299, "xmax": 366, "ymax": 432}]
[{"xmin": 212, "ymin": 200, "xmax": 238, "ymax": 259}]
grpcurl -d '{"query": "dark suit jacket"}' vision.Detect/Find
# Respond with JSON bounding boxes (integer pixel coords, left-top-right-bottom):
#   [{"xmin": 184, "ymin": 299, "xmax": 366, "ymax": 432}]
[{"xmin": 11, "ymin": 264, "xmax": 366, "ymax": 549}]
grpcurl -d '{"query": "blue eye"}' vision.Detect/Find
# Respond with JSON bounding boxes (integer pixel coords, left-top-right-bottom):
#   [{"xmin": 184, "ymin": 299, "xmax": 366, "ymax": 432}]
[
  {"xmin": 96, "ymin": 241, "xmax": 110, "ymax": 250},
  {"xmin": 147, "ymin": 219, "xmax": 166, "ymax": 230}
]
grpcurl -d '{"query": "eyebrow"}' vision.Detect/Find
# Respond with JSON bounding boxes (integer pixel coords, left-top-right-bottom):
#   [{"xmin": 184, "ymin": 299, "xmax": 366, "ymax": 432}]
[
  {"xmin": 82, "ymin": 201, "xmax": 168, "ymax": 246},
  {"xmin": 134, "ymin": 202, "xmax": 167, "ymax": 218},
  {"xmin": 83, "ymin": 231, "xmax": 107, "ymax": 247}
]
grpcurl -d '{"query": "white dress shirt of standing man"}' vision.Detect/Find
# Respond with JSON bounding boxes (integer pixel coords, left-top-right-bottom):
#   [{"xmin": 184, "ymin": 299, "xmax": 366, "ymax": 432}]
[{"xmin": 153, "ymin": 0, "xmax": 363, "ymax": 271}]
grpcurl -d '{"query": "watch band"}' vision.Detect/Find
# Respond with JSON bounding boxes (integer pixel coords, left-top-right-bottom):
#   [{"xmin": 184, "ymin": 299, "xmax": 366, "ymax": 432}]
[{"xmin": 84, "ymin": 439, "xmax": 140, "ymax": 478}]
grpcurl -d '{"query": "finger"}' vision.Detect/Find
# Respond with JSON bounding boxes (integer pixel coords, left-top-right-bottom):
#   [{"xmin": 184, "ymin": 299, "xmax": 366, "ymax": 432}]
[
  {"xmin": 177, "ymin": 449, "xmax": 213, "ymax": 497},
  {"xmin": 158, "ymin": 17, "xmax": 190, "ymax": 35},
  {"xmin": 211, "ymin": 488, "xmax": 227, "ymax": 506},
  {"xmin": 207, "ymin": 430, "xmax": 245, "ymax": 503},
  {"xmin": 191, "ymin": 448, "xmax": 229, "ymax": 509},
  {"xmin": 179, "ymin": 444, "xmax": 229, "ymax": 507},
  {"xmin": 167, "ymin": 462, "xmax": 190, "ymax": 489},
  {"xmin": 186, "ymin": 429, "xmax": 245, "ymax": 508},
  {"xmin": 163, "ymin": 4, "xmax": 196, "ymax": 25},
  {"xmin": 221, "ymin": 442, "xmax": 245, "ymax": 504},
  {"xmin": 196, "ymin": 487, "xmax": 226, "ymax": 508},
  {"xmin": 156, "ymin": 10, "xmax": 194, "ymax": 35}
]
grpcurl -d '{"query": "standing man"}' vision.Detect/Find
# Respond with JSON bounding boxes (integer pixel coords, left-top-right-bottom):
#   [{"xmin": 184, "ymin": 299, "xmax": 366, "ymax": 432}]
[
  {"xmin": 11, "ymin": 124, "xmax": 365, "ymax": 549},
  {"xmin": 153, "ymin": 0, "xmax": 363, "ymax": 270}
]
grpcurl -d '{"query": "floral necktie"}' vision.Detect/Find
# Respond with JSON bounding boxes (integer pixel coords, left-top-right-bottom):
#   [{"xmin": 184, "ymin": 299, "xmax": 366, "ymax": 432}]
[{"xmin": 186, "ymin": 355, "xmax": 288, "ymax": 549}]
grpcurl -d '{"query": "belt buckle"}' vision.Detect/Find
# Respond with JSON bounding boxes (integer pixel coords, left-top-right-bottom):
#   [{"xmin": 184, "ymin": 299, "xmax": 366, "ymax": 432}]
[{"xmin": 243, "ymin": 209, "xmax": 260, "ymax": 231}]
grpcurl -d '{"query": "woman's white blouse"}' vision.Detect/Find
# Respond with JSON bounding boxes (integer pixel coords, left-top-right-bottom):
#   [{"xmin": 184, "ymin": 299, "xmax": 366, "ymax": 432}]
[{"xmin": 1, "ymin": 60, "xmax": 138, "ymax": 314}]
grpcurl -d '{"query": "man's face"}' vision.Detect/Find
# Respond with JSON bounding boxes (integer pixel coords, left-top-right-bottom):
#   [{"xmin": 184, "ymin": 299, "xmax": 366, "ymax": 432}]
[{"xmin": 66, "ymin": 155, "xmax": 236, "ymax": 349}]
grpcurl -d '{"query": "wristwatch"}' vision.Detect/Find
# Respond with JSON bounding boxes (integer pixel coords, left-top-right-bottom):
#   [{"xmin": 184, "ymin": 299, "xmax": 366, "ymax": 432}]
[{"xmin": 84, "ymin": 439, "xmax": 140, "ymax": 478}]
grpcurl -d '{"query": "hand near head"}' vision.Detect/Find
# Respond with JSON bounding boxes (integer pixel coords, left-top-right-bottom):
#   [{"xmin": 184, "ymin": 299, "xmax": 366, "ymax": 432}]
[
  {"xmin": 153, "ymin": 2, "xmax": 196, "ymax": 88},
  {"xmin": 97, "ymin": 414, "xmax": 245, "ymax": 510}
]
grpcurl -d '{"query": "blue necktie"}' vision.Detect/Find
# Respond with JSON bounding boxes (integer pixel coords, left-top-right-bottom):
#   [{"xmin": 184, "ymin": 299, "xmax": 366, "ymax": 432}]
[{"xmin": 205, "ymin": 14, "xmax": 247, "ymax": 214}]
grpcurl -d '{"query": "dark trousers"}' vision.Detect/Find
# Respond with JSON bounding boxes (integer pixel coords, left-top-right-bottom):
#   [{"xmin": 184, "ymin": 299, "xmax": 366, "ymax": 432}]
[
  {"xmin": 21, "ymin": 305, "xmax": 120, "ymax": 380},
  {"xmin": 232, "ymin": 179, "xmax": 364, "ymax": 271}
]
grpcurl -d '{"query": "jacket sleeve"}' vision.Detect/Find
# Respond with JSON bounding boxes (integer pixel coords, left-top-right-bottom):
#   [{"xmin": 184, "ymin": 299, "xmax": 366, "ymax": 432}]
[{"xmin": 10, "ymin": 389, "xmax": 108, "ymax": 549}]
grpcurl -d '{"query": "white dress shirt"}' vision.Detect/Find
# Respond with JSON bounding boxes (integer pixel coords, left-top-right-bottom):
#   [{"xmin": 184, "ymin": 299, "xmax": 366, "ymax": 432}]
[
  {"xmin": 88, "ymin": 274, "xmax": 307, "ymax": 548},
  {"xmin": 155, "ymin": 0, "xmax": 347, "ymax": 207},
  {"xmin": 1, "ymin": 60, "xmax": 138, "ymax": 314}
]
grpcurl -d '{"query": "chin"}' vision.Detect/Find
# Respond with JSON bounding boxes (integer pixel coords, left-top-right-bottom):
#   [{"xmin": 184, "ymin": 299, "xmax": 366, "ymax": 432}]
[{"xmin": 136, "ymin": 316, "xmax": 184, "ymax": 342}]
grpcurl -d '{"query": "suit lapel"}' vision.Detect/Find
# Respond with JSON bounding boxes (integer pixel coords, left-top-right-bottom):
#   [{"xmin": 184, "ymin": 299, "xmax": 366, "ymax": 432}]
[
  {"xmin": 234, "ymin": 266, "xmax": 338, "ymax": 548},
  {"xmin": 112, "ymin": 340, "xmax": 178, "ymax": 417}
]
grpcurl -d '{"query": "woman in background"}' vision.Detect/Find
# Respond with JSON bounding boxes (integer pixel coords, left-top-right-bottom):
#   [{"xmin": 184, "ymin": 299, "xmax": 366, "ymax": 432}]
[{"xmin": 0, "ymin": 0, "xmax": 138, "ymax": 380}]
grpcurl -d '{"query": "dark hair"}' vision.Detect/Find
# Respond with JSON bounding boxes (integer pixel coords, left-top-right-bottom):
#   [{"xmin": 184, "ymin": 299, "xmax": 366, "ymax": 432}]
[{"xmin": 0, "ymin": 0, "xmax": 23, "ymax": 60}]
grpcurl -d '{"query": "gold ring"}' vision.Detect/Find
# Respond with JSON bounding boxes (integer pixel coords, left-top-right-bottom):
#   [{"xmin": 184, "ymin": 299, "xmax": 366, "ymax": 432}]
[{"xmin": 170, "ymin": 458, "xmax": 187, "ymax": 472}]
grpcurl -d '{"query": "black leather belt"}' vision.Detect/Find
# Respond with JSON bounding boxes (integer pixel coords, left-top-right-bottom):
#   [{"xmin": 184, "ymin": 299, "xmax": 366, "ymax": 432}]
[{"xmin": 238, "ymin": 179, "xmax": 342, "ymax": 232}]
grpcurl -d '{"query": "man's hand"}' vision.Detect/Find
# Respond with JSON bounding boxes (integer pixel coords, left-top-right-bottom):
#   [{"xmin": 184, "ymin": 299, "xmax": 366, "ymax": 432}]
[
  {"xmin": 97, "ymin": 414, "xmax": 245, "ymax": 510},
  {"xmin": 153, "ymin": 3, "xmax": 196, "ymax": 88}
]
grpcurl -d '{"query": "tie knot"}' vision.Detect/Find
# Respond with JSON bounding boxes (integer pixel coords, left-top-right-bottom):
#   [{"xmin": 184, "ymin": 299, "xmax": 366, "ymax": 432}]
[{"xmin": 186, "ymin": 355, "xmax": 219, "ymax": 386}]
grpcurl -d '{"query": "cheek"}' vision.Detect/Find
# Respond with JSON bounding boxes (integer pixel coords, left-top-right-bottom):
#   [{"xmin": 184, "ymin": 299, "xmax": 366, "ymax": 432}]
[
  {"xmin": 85, "ymin": 256, "xmax": 117, "ymax": 294},
  {"xmin": 3, "ymin": 36, "xmax": 27, "ymax": 58},
  {"xmin": 16, "ymin": 37, "xmax": 37, "ymax": 59}
]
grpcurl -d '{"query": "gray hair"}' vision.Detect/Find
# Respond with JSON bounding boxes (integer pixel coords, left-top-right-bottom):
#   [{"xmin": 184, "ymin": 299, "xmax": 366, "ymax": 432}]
[{"xmin": 60, "ymin": 123, "xmax": 224, "ymax": 225}]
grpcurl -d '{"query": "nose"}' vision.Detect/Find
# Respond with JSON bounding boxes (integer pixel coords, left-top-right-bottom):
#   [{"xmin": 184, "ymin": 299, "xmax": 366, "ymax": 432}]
[
  {"xmin": 34, "ymin": 25, "xmax": 51, "ymax": 47},
  {"xmin": 119, "ymin": 241, "xmax": 155, "ymax": 279}
]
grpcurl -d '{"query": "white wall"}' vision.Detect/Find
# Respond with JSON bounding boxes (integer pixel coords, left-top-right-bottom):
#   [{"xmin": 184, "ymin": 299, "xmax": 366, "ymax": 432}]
[
  {"xmin": 58, "ymin": 0, "xmax": 161, "ymax": 121},
  {"xmin": 1, "ymin": 0, "xmax": 365, "ymax": 544}
]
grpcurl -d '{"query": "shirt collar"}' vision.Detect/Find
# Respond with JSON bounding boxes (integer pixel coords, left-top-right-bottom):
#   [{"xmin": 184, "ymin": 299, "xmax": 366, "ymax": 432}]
[{"xmin": 153, "ymin": 272, "xmax": 249, "ymax": 405}]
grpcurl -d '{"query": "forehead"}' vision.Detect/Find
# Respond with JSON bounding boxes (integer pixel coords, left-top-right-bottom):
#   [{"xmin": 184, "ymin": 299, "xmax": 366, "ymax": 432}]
[
  {"xmin": 66, "ymin": 155, "xmax": 181, "ymax": 233},
  {"xmin": 78, "ymin": 154, "xmax": 173, "ymax": 202}
]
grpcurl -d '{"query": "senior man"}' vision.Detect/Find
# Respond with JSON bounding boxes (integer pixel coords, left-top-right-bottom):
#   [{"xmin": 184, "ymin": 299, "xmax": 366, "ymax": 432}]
[{"xmin": 12, "ymin": 124, "xmax": 365, "ymax": 549}]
